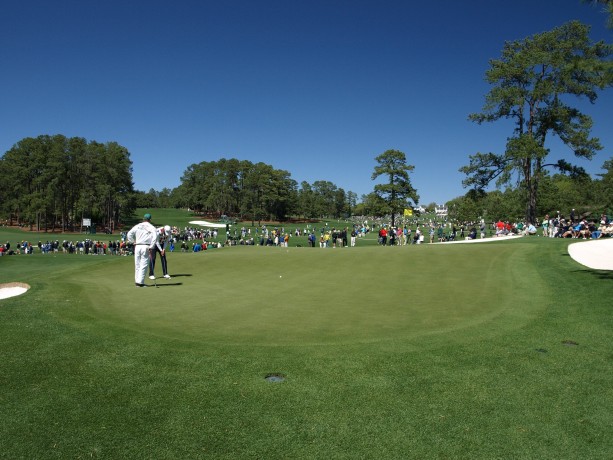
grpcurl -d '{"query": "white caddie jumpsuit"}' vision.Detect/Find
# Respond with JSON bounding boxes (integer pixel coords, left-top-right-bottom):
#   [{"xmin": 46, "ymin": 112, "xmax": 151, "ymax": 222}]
[{"xmin": 127, "ymin": 221, "xmax": 158, "ymax": 285}]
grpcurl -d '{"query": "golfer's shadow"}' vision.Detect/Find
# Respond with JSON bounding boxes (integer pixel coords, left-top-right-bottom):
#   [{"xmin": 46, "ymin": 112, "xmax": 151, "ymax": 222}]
[
  {"xmin": 154, "ymin": 282, "xmax": 183, "ymax": 287},
  {"xmin": 169, "ymin": 274, "xmax": 192, "ymax": 277}
]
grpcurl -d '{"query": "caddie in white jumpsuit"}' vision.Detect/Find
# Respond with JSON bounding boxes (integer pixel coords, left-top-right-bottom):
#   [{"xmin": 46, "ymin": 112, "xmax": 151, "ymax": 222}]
[{"xmin": 127, "ymin": 213, "xmax": 158, "ymax": 287}]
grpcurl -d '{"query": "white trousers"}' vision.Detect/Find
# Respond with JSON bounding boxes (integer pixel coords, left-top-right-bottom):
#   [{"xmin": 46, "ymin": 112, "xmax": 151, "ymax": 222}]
[{"xmin": 134, "ymin": 245, "xmax": 150, "ymax": 284}]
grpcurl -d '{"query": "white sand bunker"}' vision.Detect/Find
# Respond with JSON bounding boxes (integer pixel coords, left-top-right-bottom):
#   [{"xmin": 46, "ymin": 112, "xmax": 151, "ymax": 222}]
[
  {"xmin": 0, "ymin": 282, "xmax": 31, "ymax": 300},
  {"xmin": 443, "ymin": 234, "xmax": 522, "ymax": 244},
  {"xmin": 568, "ymin": 238, "xmax": 613, "ymax": 271}
]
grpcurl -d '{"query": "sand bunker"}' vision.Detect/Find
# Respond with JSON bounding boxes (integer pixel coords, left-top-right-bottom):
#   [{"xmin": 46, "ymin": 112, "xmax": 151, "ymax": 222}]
[
  {"xmin": 568, "ymin": 238, "xmax": 613, "ymax": 271},
  {"xmin": 443, "ymin": 234, "xmax": 522, "ymax": 244},
  {"xmin": 0, "ymin": 282, "xmax": 30, "ymax": 300},
  {"xmin": 444, "ymin": 233, "xmax": 612, "ymax": 271}
]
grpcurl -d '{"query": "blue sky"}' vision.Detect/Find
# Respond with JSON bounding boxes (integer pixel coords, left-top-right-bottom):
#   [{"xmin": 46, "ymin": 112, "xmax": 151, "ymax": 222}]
[{"xmin": 2, "ymin": 1, "xmax": 612, "ymax": 205}]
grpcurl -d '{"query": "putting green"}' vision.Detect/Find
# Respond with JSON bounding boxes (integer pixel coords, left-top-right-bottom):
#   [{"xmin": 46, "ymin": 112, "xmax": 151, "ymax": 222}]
[{"xmin": 59, "ymin": 240, "xmax": 548, "ymax": 346}]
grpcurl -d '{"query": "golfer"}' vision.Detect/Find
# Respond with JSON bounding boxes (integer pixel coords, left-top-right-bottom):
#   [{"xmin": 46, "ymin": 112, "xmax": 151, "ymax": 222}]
[
  {"xmin": 149, "ymin": 225, "xmax": 172, "ymax": 280},
  {"xmin": 127, "ymin": 213, "xmax": 158, "ymax": 287}
]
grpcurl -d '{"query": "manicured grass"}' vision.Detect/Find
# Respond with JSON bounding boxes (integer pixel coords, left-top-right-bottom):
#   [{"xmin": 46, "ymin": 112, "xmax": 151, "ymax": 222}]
[
  {"xmin": 0, "ymin": 228, "xmax": 611, "ymax": 458},
  {"xmin": 127, "ymin": 208, "xmax": 209, "ymax": 229}
]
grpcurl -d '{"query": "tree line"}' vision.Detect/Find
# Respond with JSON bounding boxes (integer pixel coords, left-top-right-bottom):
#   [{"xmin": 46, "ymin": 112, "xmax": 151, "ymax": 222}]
[
  {"xmin": 448, "ymin": 160, "xmax": 613, "ymax": 223},
  {"xmin": 134, "ymin": 151, "xmax": 420, "ymax": 225},
  {"xmin": 0, "ymin": 135, "xmax": 134, "ymax": 231},
  {"xmin": 136, "ymin": 158, "xmax": 356, "ymax": 223},
  {"xmin": 0, "ymin": 140, "xmax": 356, "ymax": 229},
  {"xmin": 0, "ymin": 138, "xmax": 410, "ymax": 230}
]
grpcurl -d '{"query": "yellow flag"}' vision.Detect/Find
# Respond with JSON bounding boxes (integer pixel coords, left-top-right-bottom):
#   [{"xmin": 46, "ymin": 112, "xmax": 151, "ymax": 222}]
[{"xmin": 404, "ymin": 208, "xmax": 413, "ymax": 216}]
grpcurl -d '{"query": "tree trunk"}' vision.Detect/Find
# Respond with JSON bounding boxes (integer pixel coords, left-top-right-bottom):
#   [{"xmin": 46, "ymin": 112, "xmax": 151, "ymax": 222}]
[{"xmin": 526, "ymin": 181, "xmax": 538, "ymax": 225}]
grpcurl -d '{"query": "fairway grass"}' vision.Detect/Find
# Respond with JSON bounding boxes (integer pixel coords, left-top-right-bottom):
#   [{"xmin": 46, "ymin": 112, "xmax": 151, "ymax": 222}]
[{"xmin": 1, "ymin": 236, "xmax": 611, "ymax": 458}]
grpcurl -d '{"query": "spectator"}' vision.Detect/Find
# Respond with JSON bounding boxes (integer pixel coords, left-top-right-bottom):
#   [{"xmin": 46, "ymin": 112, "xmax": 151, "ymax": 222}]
[
  {"xmin": 542, "ymin": 214, "xmax": 549, "ymax": 237},
  {"xmin": 495, "ymin": 220, "xmax": 505, "ymax": 236}
]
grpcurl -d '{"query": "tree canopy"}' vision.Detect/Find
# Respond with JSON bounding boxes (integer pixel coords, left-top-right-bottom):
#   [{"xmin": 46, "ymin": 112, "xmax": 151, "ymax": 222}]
[
  {"xmin": 173, "ymin": 158, "xmax": 352, "ymax": 222},
  {"xmin": 461, "ymin": 21, "xmax": 613, "ymax": 223},
  {"xmin": 371, "ymin": 149, "xmax": 419, "ymax": 227},
  {"xmin": 583, "ymin": 0, "xmax": 613, "ymax": 28},
  {"xmin": 0, "ymin": 135, "xmax": 135, "ymax": 231}
]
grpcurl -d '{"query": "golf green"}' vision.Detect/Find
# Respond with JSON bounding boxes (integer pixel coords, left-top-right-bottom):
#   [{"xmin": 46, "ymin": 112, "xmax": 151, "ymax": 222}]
[{"xmin": 45, "ymin": 240, "xmax": 545, "ymax": 346}]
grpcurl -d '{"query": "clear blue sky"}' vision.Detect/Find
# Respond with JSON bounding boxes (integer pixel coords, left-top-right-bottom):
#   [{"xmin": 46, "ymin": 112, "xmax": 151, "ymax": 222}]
[{"xmin": 2, "ymin": 1, "xmax": 612, "ymax": 205}]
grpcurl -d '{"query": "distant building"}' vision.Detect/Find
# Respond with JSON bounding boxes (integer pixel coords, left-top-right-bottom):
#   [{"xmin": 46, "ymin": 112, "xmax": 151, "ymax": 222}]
[
  {"xmin": 435, "ymin": 205, "xmax": 448, "ymax": 217},
  {"xmin": 413, "ymin": 205, "xmax": 426, "ymax": 213}
]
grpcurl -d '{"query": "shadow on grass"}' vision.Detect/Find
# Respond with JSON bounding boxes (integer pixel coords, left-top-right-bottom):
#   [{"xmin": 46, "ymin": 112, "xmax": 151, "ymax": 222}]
[
  {"xmin": 149, "ymin": 282, "xmax": 184, "ymax": 287},
  {"xmin": 563, "ymin": 252, "xmax": 613, "ymax": 279},
  {"xmin": 169, "ymin": 274, "xmax": 192, "ymax": 277},
  {"xmin": 571, "ymin": 269, "xmax": 613, "ymax": 280}
]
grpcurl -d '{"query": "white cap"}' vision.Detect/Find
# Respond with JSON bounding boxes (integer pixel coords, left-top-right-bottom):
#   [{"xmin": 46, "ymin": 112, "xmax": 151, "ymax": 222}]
[{"xmin": 164, "ymin": 225, "xmax": 171, "ymax": 233}]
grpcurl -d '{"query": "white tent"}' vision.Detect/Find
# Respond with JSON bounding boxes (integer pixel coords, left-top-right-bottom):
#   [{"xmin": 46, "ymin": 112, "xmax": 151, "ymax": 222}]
[{"xmin": 189, "ymin": 220, "xmax": 229, "ymax": 229}]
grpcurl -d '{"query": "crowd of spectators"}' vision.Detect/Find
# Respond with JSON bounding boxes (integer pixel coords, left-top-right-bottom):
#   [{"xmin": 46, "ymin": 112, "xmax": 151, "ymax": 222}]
[
  {"xmin": 0, "ymin": 239, "xmax": 142, "ymax": 256},
  {"xmin": 2, "ymin": 211, "xmax": 611, "ymax": 256},
  {"xmin": 539, "ymin": 212, "xmax": 612, "ymax": 239},
  {"xmin": 350, "ymin": 209, "xmax": 612, "ymax": 245}
]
